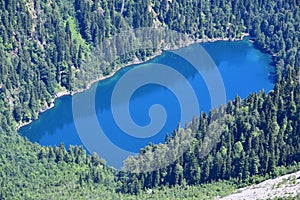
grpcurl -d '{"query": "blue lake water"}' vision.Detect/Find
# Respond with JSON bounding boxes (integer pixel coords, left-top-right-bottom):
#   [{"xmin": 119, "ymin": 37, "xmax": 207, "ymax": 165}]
[{"xmin": 19, "ymin": 39, "xmax": 274, "ymax": 168}]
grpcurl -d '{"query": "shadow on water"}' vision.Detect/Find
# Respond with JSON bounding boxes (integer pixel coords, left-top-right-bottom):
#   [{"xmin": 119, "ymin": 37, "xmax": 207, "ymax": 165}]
[
  {"xmin": 94, "ymin": 50, "xmax": 204, "ymax": 114},
  {"xmin": 269, "ymin": 72, "xmax": 277, "ymax": 84},
  {"xmin": 20, "ymin": 95, "xmax": 74, "ymax": 143}
]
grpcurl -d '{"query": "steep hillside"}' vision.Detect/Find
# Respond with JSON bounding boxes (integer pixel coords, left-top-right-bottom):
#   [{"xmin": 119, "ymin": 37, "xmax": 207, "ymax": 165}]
[{"xmin": 0, "ymin": 0, "xmax": 299, "ymax": 199}]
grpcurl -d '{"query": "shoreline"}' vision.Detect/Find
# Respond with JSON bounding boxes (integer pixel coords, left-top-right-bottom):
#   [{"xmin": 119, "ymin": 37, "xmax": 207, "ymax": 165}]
[{"xmin": 16, "ymin": 33, "xmax": 249, "ymax": 130}]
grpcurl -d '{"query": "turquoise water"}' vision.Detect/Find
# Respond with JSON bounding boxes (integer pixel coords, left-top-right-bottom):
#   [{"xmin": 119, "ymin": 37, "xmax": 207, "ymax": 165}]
[{"xmin": 19, "ymin": 39, "xmax": 274, "ymax": 167}]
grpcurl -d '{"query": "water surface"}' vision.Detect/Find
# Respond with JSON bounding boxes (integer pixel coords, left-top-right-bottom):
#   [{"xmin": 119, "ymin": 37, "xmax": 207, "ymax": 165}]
[{"xmin": 19, "ymin": 39, "xmax": 274, "ymax": 167}]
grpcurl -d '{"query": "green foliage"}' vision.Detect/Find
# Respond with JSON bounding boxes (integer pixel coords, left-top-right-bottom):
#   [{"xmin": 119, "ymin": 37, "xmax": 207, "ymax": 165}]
[
  {"xmin": 121, "ymin": 72, "xmax": 300, "ymax": 191},
  {"xmin": 0, "ymin": 0, "xmax": 299, "ymax": 198}
]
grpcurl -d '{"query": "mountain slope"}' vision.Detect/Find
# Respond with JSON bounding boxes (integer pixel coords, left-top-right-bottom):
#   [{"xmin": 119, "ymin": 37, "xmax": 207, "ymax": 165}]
[{"xmin": 0, "ymin": 0, "xmax": 299, "ymax": 199}]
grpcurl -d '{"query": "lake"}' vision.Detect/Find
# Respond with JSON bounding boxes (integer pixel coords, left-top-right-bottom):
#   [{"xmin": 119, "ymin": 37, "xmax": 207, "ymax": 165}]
[{"xmin": 19, "ymin": 38, "xmax": 274, "ymax": 168}]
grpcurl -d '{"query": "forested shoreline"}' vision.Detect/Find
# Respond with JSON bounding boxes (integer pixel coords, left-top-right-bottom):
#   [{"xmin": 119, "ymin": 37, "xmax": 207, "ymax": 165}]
[
  {"xmin": 16, "ymin": 32, "xmax": 250, "ymax": 131},
  {"xmin": 0, "ymin": 0, "xmax": 299, "ymax": 199}
]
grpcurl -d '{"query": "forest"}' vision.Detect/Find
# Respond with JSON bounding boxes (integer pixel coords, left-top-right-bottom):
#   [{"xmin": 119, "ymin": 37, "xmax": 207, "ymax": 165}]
[{"xmin": 0, "ymin": 0, "xmax": 299, "ymax": 199}]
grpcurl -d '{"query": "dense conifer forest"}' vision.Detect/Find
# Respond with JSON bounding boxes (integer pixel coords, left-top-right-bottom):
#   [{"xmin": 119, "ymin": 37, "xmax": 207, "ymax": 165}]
[{"xmin": 0, "ymin": 0, "xmax": 299, "ymax": 199}]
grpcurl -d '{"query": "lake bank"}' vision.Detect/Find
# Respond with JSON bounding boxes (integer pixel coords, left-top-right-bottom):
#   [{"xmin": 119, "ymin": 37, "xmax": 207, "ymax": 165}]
[
  {"xmin": 16, "ymin": 33, "xmax": 250, "ymax": 130},
  {"xmin": 18, "ymin": 38, "xmax": 274, "ymax": 168}
]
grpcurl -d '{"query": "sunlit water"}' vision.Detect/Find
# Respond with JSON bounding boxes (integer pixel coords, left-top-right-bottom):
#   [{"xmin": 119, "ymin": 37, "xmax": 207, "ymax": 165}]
[{"xmin": 19, "ymin": 39, "xmax": 274, "ymax": 167}]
